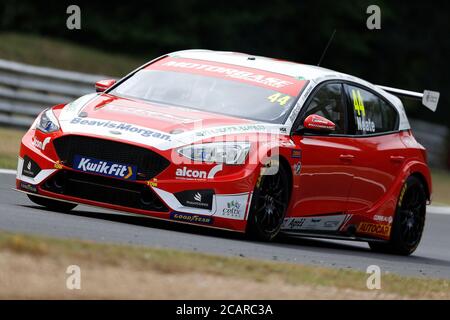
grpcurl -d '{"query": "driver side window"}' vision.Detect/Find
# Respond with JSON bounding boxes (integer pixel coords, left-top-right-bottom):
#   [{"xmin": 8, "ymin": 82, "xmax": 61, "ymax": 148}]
[{"xmin": 302, "ymin": 83, "xmax": 347, "ymax": 134}]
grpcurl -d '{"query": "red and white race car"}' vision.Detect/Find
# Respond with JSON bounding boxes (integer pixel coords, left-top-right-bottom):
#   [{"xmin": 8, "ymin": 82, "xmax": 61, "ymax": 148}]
[{"xmin": 16, "ymin": 50, "xmax": 439, "ymax": 255}]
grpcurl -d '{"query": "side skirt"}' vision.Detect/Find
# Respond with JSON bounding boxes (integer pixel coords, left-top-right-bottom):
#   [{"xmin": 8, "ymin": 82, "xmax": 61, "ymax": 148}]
[{"xmin": 281, "ymin": 230, "xmax": 388, "ymax": 243}]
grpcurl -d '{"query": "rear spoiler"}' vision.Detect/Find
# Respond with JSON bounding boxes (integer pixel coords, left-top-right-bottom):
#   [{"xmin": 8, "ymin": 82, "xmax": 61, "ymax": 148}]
[{"xmin": 376, "ymin": 85, "xmax": 440, "ymax": 112}]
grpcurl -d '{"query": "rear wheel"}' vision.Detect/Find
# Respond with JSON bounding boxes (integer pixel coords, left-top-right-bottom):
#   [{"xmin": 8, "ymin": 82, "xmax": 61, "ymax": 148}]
[
  {"xmin": 27, "ymin": 194, "xmax": 77, "ymax": 212},
  {"xmin": 369, "ymin": 176, "xmax": 426, "ymax": 255},
  {"xmin": 247, "ymin": 163, "xmax": 290, "ymax": 241}
]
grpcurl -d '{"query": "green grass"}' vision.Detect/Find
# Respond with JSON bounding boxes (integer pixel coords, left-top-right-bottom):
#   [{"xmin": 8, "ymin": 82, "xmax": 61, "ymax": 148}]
[
  {"xmin": 0, "ymin": 231, "xmax": 449, "ymax": 299},
  {"xmin": 0, "ymin": 127, "xmax": 23, "ymax": 169},
  {"xmin": 431, "ymin": 169, "xmax": 450, "ymax": 206},
  {"xmin": 0, "ymin": 32, "xmax": 146, "ymax": 77}
]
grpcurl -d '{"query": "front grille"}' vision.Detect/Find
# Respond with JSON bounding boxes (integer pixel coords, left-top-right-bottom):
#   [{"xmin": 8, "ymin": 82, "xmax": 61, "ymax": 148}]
[
  {"xmin": 53, "ymin": 135, "xmax": 170, "ymax": 180},
  {"xmin": 41, "ymin": 170, "xmax": 168, "ymax": 212}
]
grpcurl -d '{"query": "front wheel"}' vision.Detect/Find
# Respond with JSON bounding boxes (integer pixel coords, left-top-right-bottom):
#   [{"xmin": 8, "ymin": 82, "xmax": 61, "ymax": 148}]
[
  {"xmin": 27, "ymin": 194, "xmax": 77, "ymax": 212},
  {"xmin": 369, "ymin": 176, "xmax": 427, "ymax": 255},
  {"xmin": 246, "ymin": 163, "xmax": 290, "ymax": 241}
]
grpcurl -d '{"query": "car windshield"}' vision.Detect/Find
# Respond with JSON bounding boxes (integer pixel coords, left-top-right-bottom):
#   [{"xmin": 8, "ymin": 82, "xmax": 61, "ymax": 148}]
[{"xmin": 110, "ymin": 58, "xmax": 306, "ymax": 123}]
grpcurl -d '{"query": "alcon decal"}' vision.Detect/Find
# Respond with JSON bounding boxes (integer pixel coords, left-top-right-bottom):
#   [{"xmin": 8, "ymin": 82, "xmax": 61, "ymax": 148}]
[
  {"xmin": 175, "ymin": 164, "xmax": 222, "ymax": 180},
  {"xmin": 32, "ymin": 137, "xmax": 51, "ymax": 151}
]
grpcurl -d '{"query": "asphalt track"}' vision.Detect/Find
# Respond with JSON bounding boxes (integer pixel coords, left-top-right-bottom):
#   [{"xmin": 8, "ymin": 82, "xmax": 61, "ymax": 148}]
[{"xmin": 1, "ymin": 172, "xmax": 450, "ymax": 279}]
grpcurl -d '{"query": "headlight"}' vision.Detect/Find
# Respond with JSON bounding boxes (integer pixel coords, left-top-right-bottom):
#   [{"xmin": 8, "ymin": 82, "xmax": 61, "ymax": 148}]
[
  {"xmin": 36, "ymin": 108, "xmax": 60, "ymax": 133},
  {"xmin": 177, "ymin": 142, "xmax": 251, "ymax": 165}
]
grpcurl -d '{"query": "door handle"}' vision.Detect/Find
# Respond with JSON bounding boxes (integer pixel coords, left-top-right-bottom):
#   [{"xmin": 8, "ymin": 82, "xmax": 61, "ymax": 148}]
[
  {"xmin": 390, "ymin": 155, "xmax": 405, "ymax": 163},
  {"xmin": 339, "ymin": 154, "xmax": 354, "ymax": 162}
]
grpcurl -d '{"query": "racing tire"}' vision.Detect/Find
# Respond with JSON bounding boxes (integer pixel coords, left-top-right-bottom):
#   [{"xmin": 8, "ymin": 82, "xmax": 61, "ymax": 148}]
[
  {"xmin": 369, "ymin": 176, "xmax": 426, "ymax": 256},
  {"xmin": 247, "ymin": 163, "xmax": 290, "ymax": 241},
  {"xmin": 27, "ymin": 194, "xmax": 77, "ymax": 212}
]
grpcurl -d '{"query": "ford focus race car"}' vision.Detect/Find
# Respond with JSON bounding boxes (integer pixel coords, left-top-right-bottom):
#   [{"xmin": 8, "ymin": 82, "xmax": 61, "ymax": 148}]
[{"xmin": 16, "ymin": 50, "xmax": 440, "ymax": 255}]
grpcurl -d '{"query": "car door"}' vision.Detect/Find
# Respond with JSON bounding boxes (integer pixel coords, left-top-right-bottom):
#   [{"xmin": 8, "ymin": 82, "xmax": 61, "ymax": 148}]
[
  {"xmin": 290, "ymin": 82, "xmax": 355, "ymax": 216},
  {"xmin": 343, "ymin": 83, "xmax": 405, "ymax": 214}
]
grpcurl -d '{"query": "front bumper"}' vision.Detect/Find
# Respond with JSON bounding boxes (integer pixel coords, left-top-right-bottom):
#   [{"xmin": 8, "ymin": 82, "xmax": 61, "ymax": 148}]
[{"xmin": 16, "ymin": 129, "xmax": 259, "ymax": 232}]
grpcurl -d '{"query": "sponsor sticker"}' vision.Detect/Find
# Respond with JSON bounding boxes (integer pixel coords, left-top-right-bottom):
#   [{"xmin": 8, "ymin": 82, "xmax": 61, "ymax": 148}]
[
  {"xmin": 357, "ymin": 222, "xmax": 391, "ymax": 237},
  {"xmin": 221, "ymin": 200, "xmax": 243, "ymax": 218},
  {"xmin": 73, "ymin": 155, "xmax": 136, "ymax": 180},
  {"xmin": 282, "ymin": 214, "xmax": 347, "ymax": 231},
  {"xmin": 22, "ymin": 156, "xmax": 40, "ymax": 178},
  {"xmin": 170, "ymin": 212, "xmax": 214, "ymax": 225},
  {"xmin": 69, "ymin": 117, "xmax": 171, "ymax": 141},
  {"xmin": 175, "ymin": 189, "xmax": 214, "ymax": 210},
  {"xmin": 175, "ymin": 165, "xmax": 222, "ymax": 180},
  {"xmin": 147, "ymin": 178, "xmax": 158, "ymax": 187},
  {"xmin": 373, "ymin": 215, "xmax": 393, "ymax": 224},
  {"xmin": 54, "ymin": 161, "xmax": 64, "ymax": 169},
  {"xmin": 291, "ymin": 149, "xmax": 302, "ymax": 158},
  {"xmin": 20, "ymin": 182, "xmax": 37, "ymax": 193},
  {"xmin": 151, "ymin": 57, "xmax": 306, "ymax": 96},
  {"xmin": 194, "ymin": 124, "xmax": 267, "ymax": 137},
  {"xmin": 32, "ymin": 136, "xmax": 51, "ymax": 151},
  {"xmin": 175, "ymin": 167, "xmax": 207, "ymax": 179}
]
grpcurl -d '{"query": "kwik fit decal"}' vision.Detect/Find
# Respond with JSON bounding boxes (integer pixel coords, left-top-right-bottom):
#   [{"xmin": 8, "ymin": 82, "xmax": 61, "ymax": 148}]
[{"xmin": 73, "ymin": 155, "xmax": 136, "ymax": 180}]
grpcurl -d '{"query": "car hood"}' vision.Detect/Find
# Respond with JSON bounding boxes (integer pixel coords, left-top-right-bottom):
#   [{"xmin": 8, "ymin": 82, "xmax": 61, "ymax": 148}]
[{"xmin": 57, "ymin": 93, "xmax": 285, "ymax": 151}]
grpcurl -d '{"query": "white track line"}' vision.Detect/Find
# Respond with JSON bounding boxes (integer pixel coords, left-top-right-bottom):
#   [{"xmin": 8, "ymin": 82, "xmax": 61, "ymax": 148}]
[
  {"xmin": 1, "ymin": 169, "xmax": 450, "ymax": 215},
  {"xmin": 428, "ymin": 206, "xmax": 450, "ymax": 215},
  {"xmin": 0, "ymin": 169, "xmax": 16, "ymax": 175}
]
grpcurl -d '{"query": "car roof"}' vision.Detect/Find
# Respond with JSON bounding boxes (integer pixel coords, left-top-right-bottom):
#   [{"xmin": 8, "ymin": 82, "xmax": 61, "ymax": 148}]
[
  {"xmin": 170, "ymin": 49, "xmax": 340, "ymax": 81},
  {"xmin": 167, "ymin": 49, "xmax": 410, "ymax": 130}
]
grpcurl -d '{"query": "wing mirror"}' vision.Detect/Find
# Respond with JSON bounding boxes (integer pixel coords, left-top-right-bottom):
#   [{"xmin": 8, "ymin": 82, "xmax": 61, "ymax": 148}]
[
  {"xmin": 302, "ymin": 114, "xmax": 336, "ymax": 132},
  {"xmin": 95, "ymin": 79, "xmax": 116, "ymax": 92}
]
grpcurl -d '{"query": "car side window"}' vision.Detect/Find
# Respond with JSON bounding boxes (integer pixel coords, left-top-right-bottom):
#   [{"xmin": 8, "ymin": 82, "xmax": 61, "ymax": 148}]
[
  {"xmin": 345, "ymin": 84, "xmax": 398, "ymax": 135},
  {"xmin": 301, "ymin": 83, "xmax": 347, "ymax": 134}
]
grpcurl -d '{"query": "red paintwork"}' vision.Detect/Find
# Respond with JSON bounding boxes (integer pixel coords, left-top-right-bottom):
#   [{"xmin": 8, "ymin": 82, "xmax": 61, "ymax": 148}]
[
  {"xmin": 303, "ymin": 114, "xmax": 336, "ymax": 132},
  {"xmin": 95, "ymin": 79, "xmax": 116, "ymax": 92}
]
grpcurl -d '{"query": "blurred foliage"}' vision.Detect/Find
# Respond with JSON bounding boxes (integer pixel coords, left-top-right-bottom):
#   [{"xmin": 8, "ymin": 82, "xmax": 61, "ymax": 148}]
[
  {"xmin": 0, "ymin": 0, "xmax": 449, "ymax": 125},
  {"xmin": 0, "ymin": 33, "xmax": 143, "ymax": 76}
]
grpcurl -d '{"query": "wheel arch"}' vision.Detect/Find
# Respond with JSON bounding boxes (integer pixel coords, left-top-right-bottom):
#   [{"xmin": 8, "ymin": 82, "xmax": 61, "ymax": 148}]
[
  {"xmin": 410, "ymin": 171, "xmax": 431, "ymax": 202},
  {"xmin": 400, "ymin": 160, "xmax": 432, "ymax": 202}
]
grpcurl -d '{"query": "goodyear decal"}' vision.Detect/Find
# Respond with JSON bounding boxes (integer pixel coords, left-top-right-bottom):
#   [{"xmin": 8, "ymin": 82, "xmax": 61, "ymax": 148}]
[
  {"xmin": 73, "ymin": 155, "xmax": 136, "ymax": 181},
  {"xmin": 170, "ymin": 212, "xmax": 214, "ymax": 225},
  {"xmin": 357, "ymin": 222, "xmax": 391, "ymax": 237}
]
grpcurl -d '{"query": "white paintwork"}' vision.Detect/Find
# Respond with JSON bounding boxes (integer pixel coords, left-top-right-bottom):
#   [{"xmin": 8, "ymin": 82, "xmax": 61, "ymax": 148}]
[{"xmin": 16, "ymin": 157, "xmax": 57, "ymax": 185}]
